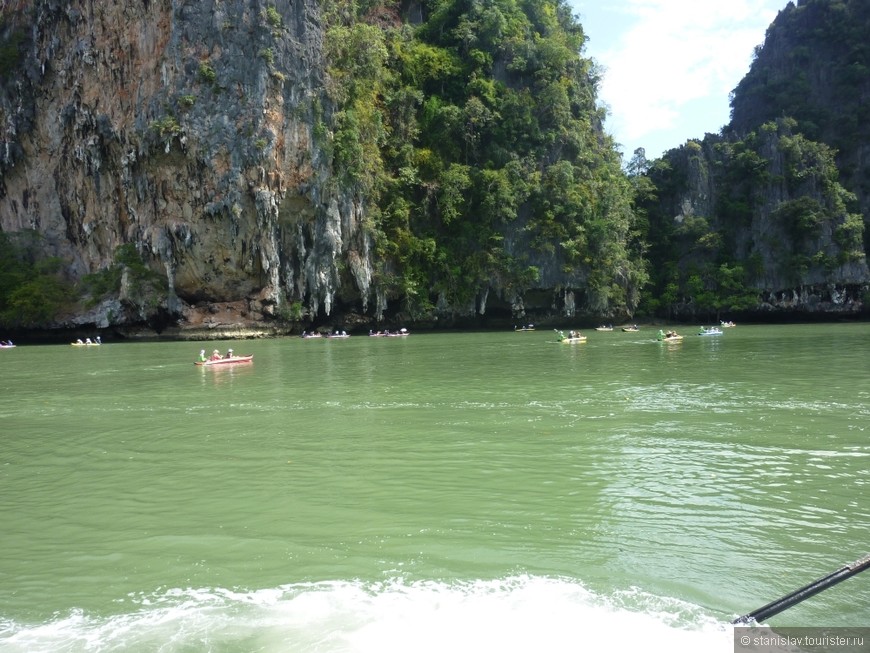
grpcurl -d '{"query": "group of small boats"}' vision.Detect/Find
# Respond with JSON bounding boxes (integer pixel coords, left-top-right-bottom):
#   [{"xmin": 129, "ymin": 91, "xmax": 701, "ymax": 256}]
[
  {"xmin": 195, "ymin": 327, "xmax": 411, "ymax": 366},
  {"xmin": 591, "ymin": 324, "xmax": 636, "ymax": 332},
  {"xmin": 594, "ymin": 324, "xmax": 639, "ymax": 332},
  {"xmin": 541, "ymin": 321, "xmax": 736, "ymax": 344},
  {"xmin": 300, "ymin": 328, "xmax": 410, "ymax": 339},
  {"xmin": 657, "ymin": 324, "xmax": 729, "ymax": 341},
  {"xmin": 32, "ymin": 320, "xmax": 736, "ymax": 365},
  {"xmin": 71, "ymin": 337, "xmax": 102, "ymax": 346},
  {"xmin": 301, "ymin": 331, "xmax": 350, "ymax": 339},
  {"xmin": 368, "ymin": 328, "xmax": 410, "ymax": 337}
]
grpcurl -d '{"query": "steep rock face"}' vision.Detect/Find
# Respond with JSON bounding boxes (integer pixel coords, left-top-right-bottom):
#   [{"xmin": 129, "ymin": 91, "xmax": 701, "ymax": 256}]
[
  {"xmin": 641, "ymin": 0, "xmax": 870, "ymax": 319},
  {"xmin": 0, "ymin": 0, "xmax": 375, "ymax": 328},
  {"xmin": 654, "ymin": 125, "xmax": 868, "ymax": 316},
  {"xmin": 1, "ymin": 0, "xmax": 639, "ymax": 333},
  {"xmin": 729, "ymin": 0, "xmax": 870, "ymax": 254}
]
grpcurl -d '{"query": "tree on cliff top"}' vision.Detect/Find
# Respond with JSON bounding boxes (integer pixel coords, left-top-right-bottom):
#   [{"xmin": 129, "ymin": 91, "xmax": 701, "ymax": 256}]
[{"xmin": 320, "ymin": 0, "xmax": 647, "ymax": 318}]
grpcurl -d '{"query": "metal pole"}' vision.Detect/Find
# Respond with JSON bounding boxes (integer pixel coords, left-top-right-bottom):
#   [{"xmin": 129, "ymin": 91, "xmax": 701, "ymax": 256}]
[{"xmin": 733, "ymin": 553, "xmax": 870, "ymax": 624}]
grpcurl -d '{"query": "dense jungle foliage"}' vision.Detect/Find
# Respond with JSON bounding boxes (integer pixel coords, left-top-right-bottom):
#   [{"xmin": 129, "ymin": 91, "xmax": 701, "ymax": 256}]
[
  {"xmin": 316, "ymin": 0, "xmax": 867, "ymax": 324},
  {"xmin": 638, "ymin": 118, "xmax": 865, "ymax": 319},
  {"xmin": 0, "ymin": 231, "xmax": 72, "ymax": 328},
  {"xmin": 0, "ymin": 233, "xmax": 165, "ymax": 328},
  {"xmin": 317, "ymin": 0, "xmax": 648, "ymax": 318}
]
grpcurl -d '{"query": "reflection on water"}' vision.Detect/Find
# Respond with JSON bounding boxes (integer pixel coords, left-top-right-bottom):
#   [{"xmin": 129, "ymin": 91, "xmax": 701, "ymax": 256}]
[{"xmin": 197, "ymin": 359, "xmax": 256, "ymax": 387}]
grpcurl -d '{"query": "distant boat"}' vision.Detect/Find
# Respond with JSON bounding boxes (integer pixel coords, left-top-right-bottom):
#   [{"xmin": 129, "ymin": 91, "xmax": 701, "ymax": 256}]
[
  {"xmin": 554, "ymin": 329, "xmax": 586, "ymax": 343},
  {"xmin": 720, "ymin": 320, "xmax": 736, "ymax": 328},
  {"xmin": 657, "ymin": 330, "xmax": 683, "ymax": 342},
  {"xmin": 195, "ymin": 354, "xmax": 253, "ymax": 366},
  {"xmin": 514, "ymin": 324, "xmax": 535, "ymax": 331},
  {"xmin": 622, "ymin": 325, "xmax": 639, "ymax": 332},
  {"xmin": 71, "ymin": 337, "xmax": 102, "ymax": 346},
  {"xmin": 370, "ymin": 328, "xmax": 410, "ymax": 337},
  {"xmin": 698, "ymin": 326, "xmax": 723, "ymax": 336},
  {"xmin": 595, "ymin": 325, "xmax": 613, "ymax": 332}
]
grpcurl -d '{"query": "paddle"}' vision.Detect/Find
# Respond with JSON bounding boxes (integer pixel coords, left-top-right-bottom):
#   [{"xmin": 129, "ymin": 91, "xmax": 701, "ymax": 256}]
[{"xmin": 732, "ymin": 553, "xmax": 870, "ymax": 624}]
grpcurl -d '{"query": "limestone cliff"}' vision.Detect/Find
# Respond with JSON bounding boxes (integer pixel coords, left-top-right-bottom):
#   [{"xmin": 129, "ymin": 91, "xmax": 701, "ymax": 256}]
[
  {"xmin": 729, "ymin": 0, "xmax": 870, "ymax": 257},
  {"xmin": 644, "ymin": 122, "xmax": 868, "ymax": 319},
  {"xmin": 1, "ymin": 0, "xmax": 377, "ymax": 333},
  {"xmin": 639, "ymin": 0, "xmax": 870, "ymax": 320},
  {"xmin": 0, "ymin": 0, "xmax": 643, "ymax": 335}
]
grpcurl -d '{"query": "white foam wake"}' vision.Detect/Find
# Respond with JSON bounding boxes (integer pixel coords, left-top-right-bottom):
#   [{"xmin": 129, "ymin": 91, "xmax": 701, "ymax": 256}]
[{"xmin": 1, "ymin": 576, "xmax": 734, "ymax": 652}]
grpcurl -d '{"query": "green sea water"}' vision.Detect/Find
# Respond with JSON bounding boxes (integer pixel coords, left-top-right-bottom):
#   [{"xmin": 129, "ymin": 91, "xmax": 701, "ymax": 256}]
[{"xmin": 1, "ymin": 323, "xmax": 868, "ymax": 652}]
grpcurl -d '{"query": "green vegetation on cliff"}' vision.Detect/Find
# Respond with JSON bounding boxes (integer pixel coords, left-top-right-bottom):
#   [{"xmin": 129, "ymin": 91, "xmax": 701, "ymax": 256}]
[
  {"xmin": 640, "ymin": 117, "xmax": 865, "ymax": 320},
  {"xmin": 319, "ymin": 0, "xmax": 647, "ymax": 318},
  {"xmin": 0, "ymin": 232, "xmax": 73, "ymax": 327},
  {"xmin": 634, "ymin": 0, "xmax": 870, "ymax": 320},
  {"xmin": 729, "ymin": 0, "xmax": 870, "ymax": 260}
]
